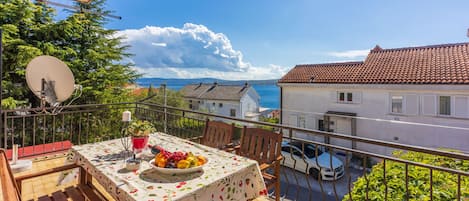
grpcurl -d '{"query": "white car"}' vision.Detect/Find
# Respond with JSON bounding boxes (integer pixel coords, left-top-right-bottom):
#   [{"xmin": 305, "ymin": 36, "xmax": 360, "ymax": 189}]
[{"xmin": 281, "ymin": 141, "xmax": 344, "ymax": 181}]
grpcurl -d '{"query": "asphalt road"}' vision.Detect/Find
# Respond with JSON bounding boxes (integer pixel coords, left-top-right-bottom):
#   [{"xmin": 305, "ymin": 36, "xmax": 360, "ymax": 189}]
[{"xmin": 275, "ymin": 167, "xmax": 364, "ymax": 201}]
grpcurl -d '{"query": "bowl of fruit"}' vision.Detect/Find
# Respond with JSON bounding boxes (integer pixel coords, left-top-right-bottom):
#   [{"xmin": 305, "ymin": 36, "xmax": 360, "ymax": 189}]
[{"xmin": 149, "ymin": 148, "xmax": 208, "ymax": 174}]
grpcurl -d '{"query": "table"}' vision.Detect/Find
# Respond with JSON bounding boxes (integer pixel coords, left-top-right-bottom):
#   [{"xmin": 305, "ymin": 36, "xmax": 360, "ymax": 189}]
[{"xmin": 67, "ymin": 133, "xmax": 267, "ymax": 201}]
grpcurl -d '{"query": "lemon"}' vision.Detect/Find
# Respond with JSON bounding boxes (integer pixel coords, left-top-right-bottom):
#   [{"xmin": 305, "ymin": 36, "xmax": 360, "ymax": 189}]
[{"xmin": 177, "ymin": 159, "xmax": 191, "ymax": 169}]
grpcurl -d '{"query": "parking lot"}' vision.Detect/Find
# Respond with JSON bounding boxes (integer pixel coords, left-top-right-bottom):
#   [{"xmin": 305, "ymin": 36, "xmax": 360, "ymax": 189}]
[{"xmin": 278, "ymin": 166, "xmax": 364, "ymax": 201}]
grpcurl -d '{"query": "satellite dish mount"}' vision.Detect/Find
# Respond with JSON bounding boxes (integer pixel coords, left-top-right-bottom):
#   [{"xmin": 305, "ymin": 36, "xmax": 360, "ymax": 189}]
[{"xmin": 26, "ymin": 56, "xmax": 81, "ymax": 114}]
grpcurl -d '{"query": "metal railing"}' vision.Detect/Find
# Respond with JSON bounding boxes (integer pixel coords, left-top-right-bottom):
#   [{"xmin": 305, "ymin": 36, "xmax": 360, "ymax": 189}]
[{"xmin": 2, "ymin": 102, "xmax": 468, "ymax": 200}]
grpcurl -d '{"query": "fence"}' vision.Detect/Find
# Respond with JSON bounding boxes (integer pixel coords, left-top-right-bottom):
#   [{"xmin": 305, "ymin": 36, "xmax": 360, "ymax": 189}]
[{"xmin": 1, "ymin": 102, "xmax": 468, "ymax": 200}]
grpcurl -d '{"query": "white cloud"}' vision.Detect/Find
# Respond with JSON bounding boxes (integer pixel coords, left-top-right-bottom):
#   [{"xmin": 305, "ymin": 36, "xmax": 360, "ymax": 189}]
[
  {"xmin": 116, "ymin": 23, "xmax": 288, "ymax": 80},
  {"xmin": 132, "ymin": 64, "xmax": 289, "ymax": 80},
  {"xmin": 328, "ymin": 49, "xmax": 369, "ymax": 58},
  {"xmin": 151, "ymin": 42, "xmax": 167, "ymax": 47}
]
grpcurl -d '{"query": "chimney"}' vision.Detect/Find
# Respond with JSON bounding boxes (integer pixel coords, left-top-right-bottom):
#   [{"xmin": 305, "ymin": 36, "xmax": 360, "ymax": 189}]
[{"xmin": 371, "ymin": 45, "xmax": 383, "ymax": 52}]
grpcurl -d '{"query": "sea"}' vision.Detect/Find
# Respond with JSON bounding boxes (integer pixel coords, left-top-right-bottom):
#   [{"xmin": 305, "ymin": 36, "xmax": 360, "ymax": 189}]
[{"xmin": 136, "ymin": 78, "xmax": 280, "ymax": 109}]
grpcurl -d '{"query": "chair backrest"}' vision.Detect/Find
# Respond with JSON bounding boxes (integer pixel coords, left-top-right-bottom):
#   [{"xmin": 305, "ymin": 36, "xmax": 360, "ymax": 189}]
[
  {"xmin": 201, "ymin": 119, "xmax": 235, "ymax": 149},
  {"xmin": 238, "ymin": 127, "xmax": 282, "ymax": 164},
  {"xmin": 0, "ymin": 149, "xmax": 21, "ymax": 201}
]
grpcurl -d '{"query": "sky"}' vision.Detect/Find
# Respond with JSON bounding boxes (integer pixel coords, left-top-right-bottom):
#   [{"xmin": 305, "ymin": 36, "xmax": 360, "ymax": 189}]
[{"xmin": 55, "ymin": 0, "xmax": 469, "ymax": 80}]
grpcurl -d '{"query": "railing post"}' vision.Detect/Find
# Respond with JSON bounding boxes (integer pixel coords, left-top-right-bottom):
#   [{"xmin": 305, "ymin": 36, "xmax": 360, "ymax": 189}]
[{"xmin": 161, "ymin": 84, "xmax": 167, "ymax": 133}]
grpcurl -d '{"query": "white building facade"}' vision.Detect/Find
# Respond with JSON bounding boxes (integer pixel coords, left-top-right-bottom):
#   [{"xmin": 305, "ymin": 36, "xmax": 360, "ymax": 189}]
[
  {"xmin": 180, "ymin": 83, "xmax": 261, "ymax": 121},
  {"xmin": 278, "ymin": 43, "xmax": 469, "ymax": 155}
]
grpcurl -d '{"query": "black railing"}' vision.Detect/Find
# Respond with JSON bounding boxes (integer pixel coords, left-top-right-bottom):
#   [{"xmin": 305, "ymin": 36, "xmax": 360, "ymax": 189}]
[{"xmin": 2, "ymin": 102, "xmax": 468, "ymax": 200}]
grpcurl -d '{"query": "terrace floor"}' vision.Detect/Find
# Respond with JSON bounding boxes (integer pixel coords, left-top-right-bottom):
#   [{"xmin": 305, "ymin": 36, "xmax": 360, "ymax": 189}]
[{"xmin": 13, "ymin": 153, "xmax": 114, "ymax": 201}]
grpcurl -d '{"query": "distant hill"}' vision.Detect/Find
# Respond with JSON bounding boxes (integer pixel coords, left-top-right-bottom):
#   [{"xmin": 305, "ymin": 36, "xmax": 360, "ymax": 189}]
[{"xmin": 137, "ymin": 78, "xmax": 278, "ymax": 88}]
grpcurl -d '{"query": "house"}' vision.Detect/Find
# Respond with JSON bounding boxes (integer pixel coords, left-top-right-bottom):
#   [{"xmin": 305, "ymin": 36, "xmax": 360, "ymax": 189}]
[
  {"xmin": 278, "ymin": 42, "xmax": 469, "ymax": 155},
  {"xmin": 179, "ymin": 82, "xmax": 261, "ymax": 121}
]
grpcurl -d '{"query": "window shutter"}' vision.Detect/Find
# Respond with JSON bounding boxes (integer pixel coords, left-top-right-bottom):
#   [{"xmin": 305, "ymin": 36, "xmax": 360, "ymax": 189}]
[
  {"xmin": 330, "ymin": 91, "xmax": 337, "ymax": 102},
  {"xmin": 422, "ymin": 95, "xmax": 437, "ymax": 116},
  {"xmin": 405, "ymin": 94, "xmax": 419, "ymax": 115},
  {"xmin": 289, "ymin": 115, "xmax": 298, "ymax": 127},
  {"xmin": 454, "ymin": 96, "xmax": 468, "ymax": 118},
  {"xmin": 352, "ymin": 92, "xmax": 362, "ymax": 104}
]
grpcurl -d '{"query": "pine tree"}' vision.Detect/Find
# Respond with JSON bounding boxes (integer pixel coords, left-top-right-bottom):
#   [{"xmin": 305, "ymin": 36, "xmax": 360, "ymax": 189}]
[
  {"xmin": 147, "ymin": 84, "xmax": 155, "ymax": 97},
  {"xmin": 0, "ymin": 0, "xmax": 57, "ymax": 108},
  {"xmin": 56, "ymin": 0, "xmax": 139, "ymax": 104}
]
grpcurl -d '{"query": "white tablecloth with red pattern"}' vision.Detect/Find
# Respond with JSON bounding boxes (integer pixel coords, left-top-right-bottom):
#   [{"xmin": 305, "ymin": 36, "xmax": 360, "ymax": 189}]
[{"xmin": 68, "ymin": 132, "xmax": 267, "ymax": 201}]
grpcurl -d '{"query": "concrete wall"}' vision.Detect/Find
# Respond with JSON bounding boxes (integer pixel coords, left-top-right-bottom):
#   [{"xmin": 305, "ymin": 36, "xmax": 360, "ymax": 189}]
[{"xmin": 280, "ymin": 84, "xmax": 469, "ymax": 155}]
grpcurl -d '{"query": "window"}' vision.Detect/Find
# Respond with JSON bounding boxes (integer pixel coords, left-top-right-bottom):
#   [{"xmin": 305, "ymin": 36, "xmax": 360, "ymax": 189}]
[
  {"xmin": 212, "ymin": 102, "xmax": 216, "ymax": 106},
  {"xmin": 339, "ymin": 92, "xmax": 345, "ymax": 102},
  {"xmin": 391, "ymin": 95, "xmax": 404, "ymax": 113},
  {"xmin": 189, "ymin": 100, "xmax": 192, "ymax": 103},
  {"xmin": 189, "ymin": 104, "xmax": 193, "ymax": 109},
  {"xmin": 318, "ymin": 120, "xmax": 325, "ymax": 131},
  {"xmin": 292, "ymin": 149, "xmax": 303, "ymax": 157},
  {"xmin": 338, "ymin": 92, "xmax": 353, "ymax": 103},
  {"xmin": 298, "ymin": 116, "xmax": 306, "ymax": 128},
  {"xmin": 219, "ymin": 103, "xmax": 223, "ymax": 108},
  {"xmin": 230, "ymin": 109, "xmax": 236, "ymax": 117},
  {"xmin": 347, "ymin": 93, "xmax": 353, "ymax": 102},
  {"xmin": 439, "ymin": 96, "xmax": 451, "ymax": 115}
]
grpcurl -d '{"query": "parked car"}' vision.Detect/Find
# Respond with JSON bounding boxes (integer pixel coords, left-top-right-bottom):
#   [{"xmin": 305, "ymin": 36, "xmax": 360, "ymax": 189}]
[{"xmin": 281, "ymin": 141, "xmax": 344, "ymax": 180}]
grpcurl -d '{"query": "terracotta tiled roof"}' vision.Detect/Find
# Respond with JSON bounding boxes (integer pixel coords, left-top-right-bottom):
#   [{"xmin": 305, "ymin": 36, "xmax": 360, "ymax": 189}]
[
  {"xmin": 180, "ymin": 83, "xmax": 251, "ymax": 101},
  {"xmin": 279, "ymin": 42, "xmax": 469, "ymax": 84}
]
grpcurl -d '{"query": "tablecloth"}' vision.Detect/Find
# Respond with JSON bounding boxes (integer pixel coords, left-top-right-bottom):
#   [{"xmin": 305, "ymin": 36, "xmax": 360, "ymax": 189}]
[{"xmin": 67, "ymin": 132, "xmax": 267, "ymax": 201}]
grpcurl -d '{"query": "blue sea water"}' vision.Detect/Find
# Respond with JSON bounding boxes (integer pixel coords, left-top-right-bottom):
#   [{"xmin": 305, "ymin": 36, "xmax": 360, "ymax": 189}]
[{"xmin": 136, "ymin": 79, "xmax": 280, "ymax": 109}]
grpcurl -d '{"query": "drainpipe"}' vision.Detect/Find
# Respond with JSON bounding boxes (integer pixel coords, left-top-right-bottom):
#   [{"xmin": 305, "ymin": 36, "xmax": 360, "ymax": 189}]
[{"xmin": 279, "ymin": 86, "xmax": 283, "ymax": 125}]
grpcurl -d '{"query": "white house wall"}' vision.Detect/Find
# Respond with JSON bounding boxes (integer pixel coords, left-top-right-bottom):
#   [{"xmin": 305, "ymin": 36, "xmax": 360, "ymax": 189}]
[
  {"xmin": 241, "ymin": 88, "xmax": 261, "ymax": 121},
  {"xmin": 280, "ymin": 84, "xmax": 469, "ymax": 155}
]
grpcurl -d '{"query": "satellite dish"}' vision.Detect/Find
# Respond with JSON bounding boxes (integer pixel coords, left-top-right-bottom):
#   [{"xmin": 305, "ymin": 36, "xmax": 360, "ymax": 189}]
[{"xmin": 26, "ymin": 56, "xmax": 75, "ymax": 107}]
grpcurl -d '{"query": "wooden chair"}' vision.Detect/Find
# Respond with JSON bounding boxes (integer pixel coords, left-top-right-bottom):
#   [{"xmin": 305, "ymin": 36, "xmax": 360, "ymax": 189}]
[
  {"xmin": 0, "ymin": 149, "xmax": 106, "ymax": 201},
  {"xmin": 236, "ymin": 127, "xmax": 283, "ymax": 201},
  {"xmin": 196, "ymin": 119, "xmax": 235, "ymax": 151}
]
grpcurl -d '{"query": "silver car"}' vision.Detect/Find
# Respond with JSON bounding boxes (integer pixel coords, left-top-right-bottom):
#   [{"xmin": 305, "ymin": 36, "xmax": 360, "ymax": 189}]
[{"xmin": 281, "ymin": 141, "xmax": 344, "ymax": 180}]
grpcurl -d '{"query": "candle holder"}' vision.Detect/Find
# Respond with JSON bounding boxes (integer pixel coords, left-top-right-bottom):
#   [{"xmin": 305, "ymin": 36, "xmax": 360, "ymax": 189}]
[{"xmin": 120, "ymin": 122, "xmax": 131, "ymax": 153}]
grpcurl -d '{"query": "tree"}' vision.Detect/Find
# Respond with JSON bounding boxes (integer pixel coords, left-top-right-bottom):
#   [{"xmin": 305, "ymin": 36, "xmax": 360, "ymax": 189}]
[
  {"xmin": 0, "ymin": 0, "xmax": 58, "ymax": 108},
  {"xmin": 344, "ymin": 150, "xmax": 469, "ymax": 201},
  {"xmin": 56, "ymin": 0, "xmax": 139, "ymax": 104},
  {"xmin": 145, "ymin": 87, "xmax": 187, "ymax": 109},
  {"xmin": 0, "ymin": 0, "xmax": 139, "ymax": 108}
]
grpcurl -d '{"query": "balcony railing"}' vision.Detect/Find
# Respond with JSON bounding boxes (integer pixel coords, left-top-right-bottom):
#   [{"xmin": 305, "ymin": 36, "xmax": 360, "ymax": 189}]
[{"xmin": 1, "ymin": 102, "xmax": 468, "ymax": 200}]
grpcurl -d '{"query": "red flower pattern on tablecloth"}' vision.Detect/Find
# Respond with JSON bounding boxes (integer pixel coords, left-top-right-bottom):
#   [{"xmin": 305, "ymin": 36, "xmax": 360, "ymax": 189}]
[{"xmin": 66, "ymin": 133, "xmax": 266, "ymax": 201}]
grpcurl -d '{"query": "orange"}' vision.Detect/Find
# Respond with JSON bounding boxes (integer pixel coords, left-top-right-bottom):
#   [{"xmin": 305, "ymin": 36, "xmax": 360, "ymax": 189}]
[
  {"xmin": 197, "ymin": 155, "xmax": 207, "ymax": 165},
  {"xmin": 156, "ymin": 157, "xmax": 167, "ymax": 168}
]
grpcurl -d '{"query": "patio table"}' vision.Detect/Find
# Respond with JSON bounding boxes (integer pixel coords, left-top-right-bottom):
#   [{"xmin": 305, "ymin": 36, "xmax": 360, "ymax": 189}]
[{"xmin": 67, "ymin": 132, "xmax": 267, "ymax": 201}]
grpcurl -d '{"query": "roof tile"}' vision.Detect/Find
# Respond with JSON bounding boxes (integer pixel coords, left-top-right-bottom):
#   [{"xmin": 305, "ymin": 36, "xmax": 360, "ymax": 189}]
[{"xmin": 279, "ymin": 42, "xmax": 469, "ymax": 84}]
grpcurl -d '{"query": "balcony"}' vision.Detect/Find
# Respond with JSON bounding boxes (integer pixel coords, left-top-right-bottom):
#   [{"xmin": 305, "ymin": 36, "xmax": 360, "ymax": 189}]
[{"xmin": 1, "ymin": 102, "xmax": 468, "ymax": 200}]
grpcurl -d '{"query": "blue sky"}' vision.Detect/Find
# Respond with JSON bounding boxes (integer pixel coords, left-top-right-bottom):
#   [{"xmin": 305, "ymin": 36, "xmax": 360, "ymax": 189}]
[{"xmin": 56, "ymin": 0, "xmax": 469, "ymax": 79}]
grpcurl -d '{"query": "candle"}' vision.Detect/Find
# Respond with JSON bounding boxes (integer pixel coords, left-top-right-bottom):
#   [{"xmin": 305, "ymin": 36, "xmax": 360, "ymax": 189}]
[
  {"xmin": 122, "ymin": 111, "xmax": 131, "ymax": 122},
  {"xmin": 12, "ymin": 144, "xmax": 18, "ymax": 164}
]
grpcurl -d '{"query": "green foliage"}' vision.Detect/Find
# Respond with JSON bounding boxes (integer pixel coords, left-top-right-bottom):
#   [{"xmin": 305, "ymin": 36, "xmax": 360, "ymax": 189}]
[
  {"xmin": 143, "ymin": 88, "xmax": 187, "ymax": 109},
  {"xmin": 127, "ymin": 120, "xmax": 156, "ymax": 137},
  {"xmin": 0, "ymin": 0, "xmax": 139, "ymax": 109},
  {"xmin": 257, "ymin": 116, "xmax": 279, "ymax": 131},
  {"xmin": 344, "ymin": 151, "xmax": 469, "ymax": 201}
]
